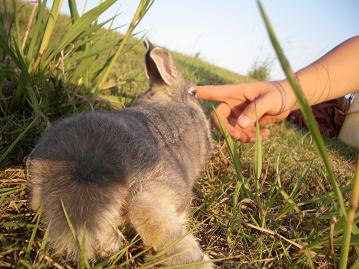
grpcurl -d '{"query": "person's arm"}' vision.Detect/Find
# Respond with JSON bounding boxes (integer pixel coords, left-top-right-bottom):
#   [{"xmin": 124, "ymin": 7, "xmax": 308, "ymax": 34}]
[
  {"xmin": 195, "ymin": 36, "xmax": 359, "ymax": 142},
  {"xmin": 278, "ymin": 35, "xmax": 359, "ymax": 110}
]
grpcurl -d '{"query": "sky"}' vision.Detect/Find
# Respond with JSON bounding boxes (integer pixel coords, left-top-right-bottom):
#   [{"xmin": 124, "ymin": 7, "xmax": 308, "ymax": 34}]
[{"xmin": 58, "ymin": 0, "xmax": 359, "ymax": 80}]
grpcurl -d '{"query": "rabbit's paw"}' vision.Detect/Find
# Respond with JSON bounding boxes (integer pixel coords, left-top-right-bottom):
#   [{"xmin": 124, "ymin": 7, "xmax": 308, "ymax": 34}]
[
  {"xmin": 94, "ymin": 232, "xmax": 123, "ymax": 258},
  {"xmin": 144, "ymin": 244, "xmax": 213, "ymax": 269},
  {"xmin": 199, "ymin": 254, "xmax": 214, "ymax": 269}
]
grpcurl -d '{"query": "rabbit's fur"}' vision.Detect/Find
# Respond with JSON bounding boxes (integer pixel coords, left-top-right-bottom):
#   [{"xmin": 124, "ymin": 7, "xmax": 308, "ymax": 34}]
[{"xmin": 26, "ymin": 41, "xmax": 213, "ymax": 268}]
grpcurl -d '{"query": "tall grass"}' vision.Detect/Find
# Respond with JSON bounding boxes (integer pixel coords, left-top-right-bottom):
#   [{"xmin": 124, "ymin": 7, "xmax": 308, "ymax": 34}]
[
  {"xmin": 96, "ymin": 0, "xmax": 154, "ymax": 91},
  {"xmin": 0, "ymin": 0, "xmax": 152, "ymax": 167},
  {"xmin": 257, "ymin": 1, "xmax": 358, "ymax": 268},
  {"xmin": 341, "ymin": 159, "xmax": 359, "ymax": 269}
]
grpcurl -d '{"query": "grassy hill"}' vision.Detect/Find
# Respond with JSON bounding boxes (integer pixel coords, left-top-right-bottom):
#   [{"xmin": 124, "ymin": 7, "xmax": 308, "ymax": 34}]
[
  {"xmin": 0, "ymin": 1, "xmax": 357, "ymax": 268},
  {"xmin": 0, "ymin": 0, "xmax": 251, "ymax": 166}
]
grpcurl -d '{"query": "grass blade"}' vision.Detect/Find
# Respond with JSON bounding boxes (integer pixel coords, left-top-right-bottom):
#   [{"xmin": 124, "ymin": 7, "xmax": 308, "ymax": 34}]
[
  {"xmin": 68, "ymin": 0, "xmax": 80, "ymax": 23},
  {"xmin": 254, "ymin": 107, "xmax": 262, "ymax": 194},
  {"xmin": 60, "ymin": 200, "xmax": 78, "ymax": 243},
  {"xmin": 34, "ymin": 223, "xmax": 50, "ymax": 265},
  {"xmin": 32, "ymin": 0, "xmax": 64, "ymax": 72},
  {"xmin": 339, "ymin": 157, "xmax": 359, "ymax": 269},
  {"xmin": 256, "ymin": 0, "xmax": 346, "ymax": 218},
  {"xmin": 26, "ymin": 0, "xmax": 47, "ymax": 64},
  {"xmin": 96, "ymin": 0, "xmax": 154, "ymax": 91},
  {"xmin": 21, "ymin": 2, "xmax": 38, "ymax": 51},
  {"xmin": 60, "ymin": 200, "xmax": 90, "ymax": 268},
  {"xmin": 43, "ymin": 0, "xmax": 116, "ymax": 69},
  {"xmin": 12, "ymin": 0, "xmax": 21, "ymax": 53},
  {"xmin": 25, "ymin": 206, "xmax": 42, "ymax": 258},
  {"xmin": 0, "ymin": 117, "xmax": 37, "ymax": 167},
  {"xmin": 213, "ymin": 108, "xmax": 243, "ymax": 182},
  {"xmin": 212, "ymin": 107, "xmax": 249, "ymax": 242}
]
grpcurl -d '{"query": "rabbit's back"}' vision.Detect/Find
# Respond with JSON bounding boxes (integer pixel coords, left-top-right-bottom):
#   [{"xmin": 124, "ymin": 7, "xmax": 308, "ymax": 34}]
[{"xmin": 135, "ymin": 102, "xmax": 212, "ymax": 187}]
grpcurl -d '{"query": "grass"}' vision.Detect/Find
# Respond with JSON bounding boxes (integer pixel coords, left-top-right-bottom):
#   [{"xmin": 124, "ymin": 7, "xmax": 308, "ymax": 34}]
[
  {"xmin": 1, "ymin": 0, "xmax": 358, "ymax": 268},
  {"xmin": 247, "ymin": 60, "xmax": 271, "ymax": 81},
  {"xmin": 257, "ymin": 2, "xmax": 358, "ymax": 268},
  {"xmin": 1, "ymin": 124, "xmax": 357, "ymax": 268}
]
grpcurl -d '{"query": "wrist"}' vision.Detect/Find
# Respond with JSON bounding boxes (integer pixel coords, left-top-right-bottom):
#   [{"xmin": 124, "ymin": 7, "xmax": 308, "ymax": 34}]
[{"xmin": 272, "ymin": 80, "xmax": 298, "ymax": 112}]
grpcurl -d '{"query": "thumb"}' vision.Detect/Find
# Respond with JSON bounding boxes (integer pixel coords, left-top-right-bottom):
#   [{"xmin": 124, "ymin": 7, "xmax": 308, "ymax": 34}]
[{"xmin": 237, "ymin": 94, "xmax": 274, "ymax": 128}]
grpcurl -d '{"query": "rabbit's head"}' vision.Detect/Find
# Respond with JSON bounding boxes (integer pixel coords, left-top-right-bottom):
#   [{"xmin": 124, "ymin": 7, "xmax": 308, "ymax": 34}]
[{"xmin": 139, "ymin": 40, "xmax": 196, "ymax": 103}]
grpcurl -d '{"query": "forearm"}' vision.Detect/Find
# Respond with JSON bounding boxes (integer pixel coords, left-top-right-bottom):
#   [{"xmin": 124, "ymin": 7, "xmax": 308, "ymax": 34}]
[{"xmin": 278, "ymin": 36, "xmax": 359, "ymax": 110}]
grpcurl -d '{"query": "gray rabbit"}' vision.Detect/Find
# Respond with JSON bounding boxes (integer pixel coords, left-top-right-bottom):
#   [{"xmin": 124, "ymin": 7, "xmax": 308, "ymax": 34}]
[{"xmin": 26, "ymin": 41, "xmax": 213, "ymax": 268}]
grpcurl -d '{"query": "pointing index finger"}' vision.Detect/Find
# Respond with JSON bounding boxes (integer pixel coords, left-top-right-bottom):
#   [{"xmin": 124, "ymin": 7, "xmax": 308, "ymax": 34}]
[
  {"xmin": 195, "ymin": 85, "xmax": 220, "ymax": 101},
  {"xmin": 195, "ymin": 84, "xmax": 245, "ymax": 102},
  {"xmin": 195, "ymin": 85, "xmax": 228, "ymax": 102}
]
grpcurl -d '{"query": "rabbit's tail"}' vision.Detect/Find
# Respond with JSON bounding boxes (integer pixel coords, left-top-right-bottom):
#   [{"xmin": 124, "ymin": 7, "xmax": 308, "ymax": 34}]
[{"xmin": 27, "ymin": 158, "xmax": 127, "ymax": 261}]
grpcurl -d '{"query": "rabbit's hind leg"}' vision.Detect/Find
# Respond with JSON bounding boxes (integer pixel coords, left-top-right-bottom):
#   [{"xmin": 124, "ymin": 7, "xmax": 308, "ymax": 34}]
[
  {"xmin": 128, "ymin": 185, "xmax": 213, "ymax": 268},
  {"xmin": 44, "ymin": 195, "xmax": 125, "ymax": 261},
  {"xmin": 26, "ymin": 158, "xmax": 45, "ymax": 210},
  {"xmin": 89, "ymin": 189, "xmax": 127, "ymax": 259}
]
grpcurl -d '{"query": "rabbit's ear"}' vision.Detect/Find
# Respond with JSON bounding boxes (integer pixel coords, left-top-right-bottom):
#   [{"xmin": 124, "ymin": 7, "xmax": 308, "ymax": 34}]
[
  {"xmin": 144, "ymin": 46, "xmax": 178, "ymax": 86},
  {"xmin": 143, "ymin": 39, "xmax": 155, "ymax": 51}
]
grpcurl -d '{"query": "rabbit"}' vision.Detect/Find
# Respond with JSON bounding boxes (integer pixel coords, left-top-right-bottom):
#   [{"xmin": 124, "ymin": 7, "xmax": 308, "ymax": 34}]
[{"xmin": 26, "ymin": 40, "xmax": 213, "ymax": 268}]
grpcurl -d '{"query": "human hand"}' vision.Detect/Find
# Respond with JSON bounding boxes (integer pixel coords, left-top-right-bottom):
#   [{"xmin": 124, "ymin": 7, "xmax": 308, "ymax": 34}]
[{"xmin": 195, "ymin": 81, "xmax": 295, "ymax": 142}]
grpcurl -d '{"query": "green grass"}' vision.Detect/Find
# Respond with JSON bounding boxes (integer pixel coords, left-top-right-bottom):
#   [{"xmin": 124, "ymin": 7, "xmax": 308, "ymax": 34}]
[
  {"xmin": 1, "ymin": 1, "xmax": 358, "ymax": 268},
  {"xmin": 257, "ymin": 1, "xmax": 358, "ymax": 267},
  {"xmin": 2, "ymin": 123, "xmax": 356, "ymax": 268}
]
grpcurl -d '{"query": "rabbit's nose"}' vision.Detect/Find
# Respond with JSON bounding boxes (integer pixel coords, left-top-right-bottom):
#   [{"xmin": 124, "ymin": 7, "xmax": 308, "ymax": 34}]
[{"xmin": 188, "ymin": 87, "xmax": 197, "ymax": 96}]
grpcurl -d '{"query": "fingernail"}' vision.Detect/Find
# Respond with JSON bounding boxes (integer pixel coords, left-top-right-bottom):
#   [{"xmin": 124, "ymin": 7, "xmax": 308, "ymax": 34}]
[{"xmin": 238, "ymin": 115, "xmax": 250, "ymax": 128}]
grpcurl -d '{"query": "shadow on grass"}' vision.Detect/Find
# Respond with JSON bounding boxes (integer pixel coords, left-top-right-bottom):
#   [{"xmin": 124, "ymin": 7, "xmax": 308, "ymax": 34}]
[
  {"xmin": 0, "ymin": 73, "xmax": 139, "ymax": 168},
  {"xmin": 284, "ymin": 120, "xmax": 357, "ymax": 163},
  {"xmin": 323, "ymin": 135, "xmax": 358, "ymax": 162}
]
